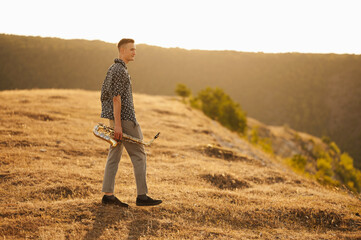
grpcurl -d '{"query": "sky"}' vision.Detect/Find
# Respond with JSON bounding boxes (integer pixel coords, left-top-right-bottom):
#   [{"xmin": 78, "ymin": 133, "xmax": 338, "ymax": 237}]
[{"xmin": 1, "ymin": 0, "xmax": 360, "ymax": 54}]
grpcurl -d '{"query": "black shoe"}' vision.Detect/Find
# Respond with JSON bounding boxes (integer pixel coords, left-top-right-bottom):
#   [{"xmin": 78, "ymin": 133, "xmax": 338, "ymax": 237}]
[
  {"xmin": 102, "ymin": 195, "xmax": 129, "ymax": 208},
  {"xmin": 136, "ymin": 196, "xmax": 162, "ymax": 206}
]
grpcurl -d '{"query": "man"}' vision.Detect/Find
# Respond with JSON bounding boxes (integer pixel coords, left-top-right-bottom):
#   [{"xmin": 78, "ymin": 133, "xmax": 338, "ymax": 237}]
[{"xmin": 100, "ymin": 38, "xmax": 162, "ymax": 207}]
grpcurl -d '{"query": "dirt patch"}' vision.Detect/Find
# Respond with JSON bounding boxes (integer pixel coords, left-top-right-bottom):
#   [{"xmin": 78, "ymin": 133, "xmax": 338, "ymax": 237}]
[
  {"xmin": 60, "ymin": 148, "xmax": 107, "ymax": 158},
  {"xmin": 0, "ymin": 141, "xmax": 8, "ymax": 147},
  {"xmin": 244, "ymin": 176, "xmax": 264, "ymax": 184},
  {"xmin": 245, "ymin": 175, "xmax": 287, "ymax": 185},
  {"xmin": 202, "ymin": 173, "xmax": 251, "ymax": 190},
  {"xmin": 164, "ymin": 123, "xmax": 183, "ymax": 129},
  {"xmin": 2, "ymin": 171, "xmax": 97, "ymax": 188},
  {"xmin": 61, "ymin": 149, "xmax": 88, "ymax": 156},
  {"xmin": 3, "ymin": 171, "xmax": 53, "ymax": 187},
  {"xmin": 283, "ymin": 208, "xmax": 346, "ymax": 229},
  {"xmin": 0, "ymin": 140, "xmax": 40, "ymax": 148},
  {"xmin": 0, "ymin": 172, "xmax": 10, "ymax": 181},
  {"xmin": 199, "ymin": 144, "xmax": 254, "ymax": 162},
  {"xmin": 151, "ymin": 109, "xmax": 186, "ymax": 117},
  {"xmin": 193, "ymin": 129, "xmax": 212, "ymax": 134},
  {"xmin": 24, "ymin": 112, "xmax": 56, "ymax": 121},
  {"xmin": 181, "ymin": 204, "xmax": 358, "ymax": 231},
  {"xmin": 0, "ymin": 218, "xmax": 49, "ymax": 239},
  {"xmin": 11, "ymin": 111, "xmax": 62, "ymax": 121},
  {"xmin": 0, "ymin": 130, "xmax": 24, "ymax": 136},
  {"xmin": 293, "ymin": 179, "xmax": 302, "ymax": 184},
  {"xmin": 36, "ymin": 185, "xmax": 96, "ymax": 200},
  {"xmin": 48, "ymin": 95, "xmax": 68, "ymax": 100},
  {"xmin": 265, "ymin": 176, "xmax": 286, "ymax": 184},
  {"xmin": 208, "ymin": 192, "xmax": 253, "ymax": 205},
  {"xmin": 19, "ymin": 99, "xmax": 30, "ymax": 104}
]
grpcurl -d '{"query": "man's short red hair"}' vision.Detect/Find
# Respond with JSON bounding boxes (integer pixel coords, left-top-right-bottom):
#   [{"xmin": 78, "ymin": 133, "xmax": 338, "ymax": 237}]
[{"xmin": 117, "ymin": 38, "xmax": 135, "ymax": 51}]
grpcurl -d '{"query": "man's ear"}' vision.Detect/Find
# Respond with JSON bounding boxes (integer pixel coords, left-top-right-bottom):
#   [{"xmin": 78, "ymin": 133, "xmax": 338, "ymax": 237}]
[{"xmin": 121, "ymin": 45, "xmax": 128, "ymax": 54}]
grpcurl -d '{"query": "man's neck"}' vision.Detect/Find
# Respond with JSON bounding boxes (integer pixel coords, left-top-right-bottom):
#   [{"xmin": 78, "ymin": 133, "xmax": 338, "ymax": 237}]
[{"xmin": 119, "ymin": 56, "xmax": 128, "ymax": 64}]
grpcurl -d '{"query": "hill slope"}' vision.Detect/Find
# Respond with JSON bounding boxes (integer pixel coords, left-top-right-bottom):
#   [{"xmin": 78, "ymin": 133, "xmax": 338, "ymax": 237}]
[
  {"xmin": 1, "ymin": 34, "xmax": 361, "ymax": 168},
  {"xmin": 0, "ymin": 89, "xmax": 360, "ymax": 239}
]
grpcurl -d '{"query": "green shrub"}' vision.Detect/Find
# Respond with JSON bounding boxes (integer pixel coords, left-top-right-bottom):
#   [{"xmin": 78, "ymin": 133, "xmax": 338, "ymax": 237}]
[
  {"xmin": 329, "ymin": 141, "xmax": 341, "ymax": 155},
  {"xmin": 259, "ymin": 138, "xmax": 274, "ymax": 154},
  {"xmin": 316, "ymin": 157, "xmax": 333, "ymax": 177},
  {"xmin": 189, "ymin": 96, "xmax": 200, "ymax": 109},
  {"xmin": 290, "ymin": 154, "xmax": 308, "ymax": 171},
  {"xmin": 197, "ymin": 87, "xmax": 247, "ymax": 134},
  {"xmin": 339, "ymin": 153, "xmax": 354, "ymax": 172},
  {"xmin": 322, "ymin": 136, "xmax": 331, "ymax": 145},
  {"xmin": 197, "ymin": 87, "xmax": 224, "ymax": 119},
  {"xmin": 176, "ymin": 85, "xmax": 247, "ymax": 134},
  {"xmin": 219, "ymin": 101, "xmax": 247, "ymax": 133},
  {"xmin": 336, "ymin": 153, "xmax": 361, "ymax": 192},
  {"xmin": 250, "ymin": 127, "xmax": 259, "ymax": 144},
  {"xmin": 175, "ymin": 83, "xmax": 192, "ymax": 99},
  {"xmin": 312, "ymin": 144, "xmax": 327, "ymax": 159},
  {"xmin": 249, "ymin": 126, "xmax": 273, "ymax": 154},
  {"xmin": 315, "ymin": 172, "xmax": 339, "ymax": 186}
]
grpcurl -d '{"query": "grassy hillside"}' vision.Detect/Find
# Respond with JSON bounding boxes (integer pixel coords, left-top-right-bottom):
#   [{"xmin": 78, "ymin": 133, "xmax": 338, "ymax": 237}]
[
  {"xmin": 0, "ymin": 89, "xmax": 360, "ymax": 239},
  {"xmin": 1, "ymin": 34, "xmax": 361, "ymax": 169}
]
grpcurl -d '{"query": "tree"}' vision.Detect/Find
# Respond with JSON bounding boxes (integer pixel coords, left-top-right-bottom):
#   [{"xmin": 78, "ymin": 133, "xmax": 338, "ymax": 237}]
[
  {"xmin": 175, "ymin": 83, "xmax": 191, "ymax": 100},
  {"xmin": 197, "ymin": 87, "xmax": 247, "ymax": 134}
]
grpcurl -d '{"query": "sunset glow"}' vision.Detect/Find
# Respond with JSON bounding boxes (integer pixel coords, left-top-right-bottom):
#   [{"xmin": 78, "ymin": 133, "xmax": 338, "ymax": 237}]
[{"xmin": 1, "ymin": 0, "xmax": 360, "ymax": 54}]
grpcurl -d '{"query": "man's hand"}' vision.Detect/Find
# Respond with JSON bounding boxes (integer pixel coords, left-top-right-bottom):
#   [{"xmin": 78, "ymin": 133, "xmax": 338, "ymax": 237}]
[{"xmin": 114, "ymin": 124, "xmax": 123, "ymax": 141}]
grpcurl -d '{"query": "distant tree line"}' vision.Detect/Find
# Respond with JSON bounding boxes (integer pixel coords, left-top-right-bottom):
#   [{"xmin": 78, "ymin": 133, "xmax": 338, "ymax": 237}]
[{"xmin": 1, "ymin": 34, "xmax": 360, "ymax": 169}]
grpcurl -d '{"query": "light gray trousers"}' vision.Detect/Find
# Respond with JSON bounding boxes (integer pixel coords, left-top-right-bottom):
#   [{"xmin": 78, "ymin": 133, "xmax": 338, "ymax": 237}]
[{"xmin": 102, "ymin": 120, "xmax": 148, "ymax": 195}]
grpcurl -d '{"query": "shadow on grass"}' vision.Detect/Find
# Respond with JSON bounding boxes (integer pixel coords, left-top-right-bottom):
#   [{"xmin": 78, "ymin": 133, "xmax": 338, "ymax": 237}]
[
  {"xmin": 127, "ymin": 217, "xmax": 160, "ymax": 240},
  {"xmin": 83, "ymin": 203, "xmax": 160, "ymax": 240},
  {"xmin": 82, "ymin": 203, "xmax": 128, "ymax": 240}
]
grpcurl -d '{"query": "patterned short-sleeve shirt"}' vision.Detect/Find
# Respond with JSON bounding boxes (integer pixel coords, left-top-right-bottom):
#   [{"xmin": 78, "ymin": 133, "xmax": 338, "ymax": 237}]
[{"xmin": 100, "ymin": 58, "xmax": 137, "ymax": 123}]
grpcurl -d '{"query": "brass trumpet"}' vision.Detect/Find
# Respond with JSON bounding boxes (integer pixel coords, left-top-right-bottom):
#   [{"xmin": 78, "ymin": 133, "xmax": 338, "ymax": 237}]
[{"xmin": 93, "ymin": 123, "xmax": 160, "ymax": 147}]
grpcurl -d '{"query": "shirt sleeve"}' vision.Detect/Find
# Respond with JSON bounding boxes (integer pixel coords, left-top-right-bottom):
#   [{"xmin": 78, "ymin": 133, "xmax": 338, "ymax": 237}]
[{"xmin": 110, "ymin": 67, "xmax": 129, "ymax": 98}]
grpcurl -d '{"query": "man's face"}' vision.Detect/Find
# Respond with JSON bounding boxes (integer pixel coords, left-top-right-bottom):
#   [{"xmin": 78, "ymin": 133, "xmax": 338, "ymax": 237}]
[{"xmin": 121, "ymin": 43, "xmax": 136, "ymax": 62}]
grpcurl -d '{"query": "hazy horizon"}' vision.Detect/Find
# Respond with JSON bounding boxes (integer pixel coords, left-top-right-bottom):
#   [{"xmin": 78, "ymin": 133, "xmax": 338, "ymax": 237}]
[
  {"xmin": 2, "ymin": 32, "xmax": 361, "ymax": 56},
  {"xmin": 1, "ymin": 0, "xmax": 361, "ymax": 55}
]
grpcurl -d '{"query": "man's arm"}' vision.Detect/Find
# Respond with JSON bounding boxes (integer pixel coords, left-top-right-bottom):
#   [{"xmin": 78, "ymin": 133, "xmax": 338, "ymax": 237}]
[{"xmin": 113, "ymin": 95, "xmax": 122, "ymax": 141}]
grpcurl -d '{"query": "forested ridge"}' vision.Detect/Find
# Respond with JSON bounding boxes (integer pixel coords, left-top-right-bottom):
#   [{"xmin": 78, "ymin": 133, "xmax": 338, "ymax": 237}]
[{"xmin": 1, "ymin": 34, "xmax": 360, "ymax": 168}]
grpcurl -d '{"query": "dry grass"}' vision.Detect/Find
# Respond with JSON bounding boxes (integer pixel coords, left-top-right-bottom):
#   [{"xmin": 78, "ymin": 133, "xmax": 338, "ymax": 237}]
[{"xmin": 0, "ymin": 89, "xmax": 360, "ymax": 240}]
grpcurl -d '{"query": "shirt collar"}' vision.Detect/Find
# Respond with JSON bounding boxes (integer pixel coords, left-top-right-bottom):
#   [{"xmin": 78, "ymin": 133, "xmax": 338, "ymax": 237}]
[{"xmin": 114, "ymin": 58, "xmax": 127, "ymax": 68}]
